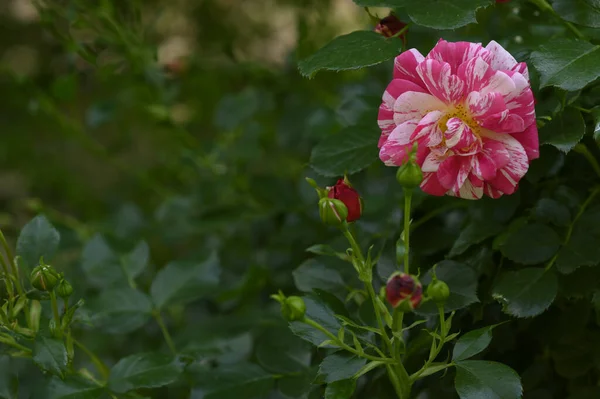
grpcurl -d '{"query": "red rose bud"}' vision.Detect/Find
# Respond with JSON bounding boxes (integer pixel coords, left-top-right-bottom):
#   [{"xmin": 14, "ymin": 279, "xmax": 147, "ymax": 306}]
[
  {"xmin": 327, "ymin": 178, "xmax": 363, "ymax": 222},
  {"xmin": 386, "ymin": 272, "xmax": 423, "ymax": 310},
  {"xmin": 375, "ymin": 14, "xmax": 407, "ymax": 40}
]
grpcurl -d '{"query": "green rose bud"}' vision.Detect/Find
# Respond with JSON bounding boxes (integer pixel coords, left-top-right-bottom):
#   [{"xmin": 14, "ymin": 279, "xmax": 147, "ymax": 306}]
[
  {"xmin": 30, "ymin": 264, "xmax": 60, "ymax": 292},
  {"xmin": 318, "ymin": 197, "xmax": 348, "ymax": 226},
  {"xmin": 56, "ymin": 279, "xmax": 74, "ymax": 298},
  {"xmin": 282, "ymin": 296, "xmax": 306, "ymax": 322},
  {"xmin": 396, "ymin": 162, "xmax": 423, "ymax": 190},
  {"xmin": 427, "ymin": 279, "xmax": 450, "ymax": 304}
]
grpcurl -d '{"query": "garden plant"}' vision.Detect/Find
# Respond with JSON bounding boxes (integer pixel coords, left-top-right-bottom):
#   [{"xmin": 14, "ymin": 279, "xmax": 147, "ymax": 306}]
[{"xmin": 0, "ymin": 0, "xmax": 600, "ymax": 398}]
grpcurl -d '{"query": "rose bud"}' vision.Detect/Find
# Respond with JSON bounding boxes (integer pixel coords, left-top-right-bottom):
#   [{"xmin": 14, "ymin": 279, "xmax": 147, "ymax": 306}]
[
  {"xmin": 386, "ymin": 272, "xmax": 423, "ymax": 311},
  {"xmin": 326, "ymin": 178, "xmax": 363, "ymax": 222},
  {"xmin": 427, "ymin": 279, "xmax": 450, "ymax": 304},
  {"xmin": 375, "ymin": 14, "xmax": 407, "ymax": 40},
  {"xmin": 56, "ymin": 279, "xmax": 74, "ymax": 299},
  {"xmin": 30, "ymin": 263, "xmax": 60, "ymax": 292},
  {"xmin": 396, "ymin": 162, "xmax": 423, "ymax": 190},
  {"xmin": 319, "ymin": 197, "xmax": 348, "ymax": 226},
  {"xmin": 282, "ymin": 296, "xmax": 306, "ymax": 322}
]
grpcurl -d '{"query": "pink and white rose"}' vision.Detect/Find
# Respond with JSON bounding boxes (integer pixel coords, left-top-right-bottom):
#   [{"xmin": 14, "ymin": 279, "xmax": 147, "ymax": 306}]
[{"xmin": 377, "ymin": 39, "xmax": 539, "ymax": 199}]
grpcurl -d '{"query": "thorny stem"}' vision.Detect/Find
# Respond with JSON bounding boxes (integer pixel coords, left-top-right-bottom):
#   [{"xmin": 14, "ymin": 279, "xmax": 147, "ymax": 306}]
[
  {"xmin": 153, "ymin": 311, "xmax": 177, "ymax": 355},
  {"xmin": 528, "ymin": 0, "xmax": 586, "ymax": 40},
  {"xmin": 545, "ymin": 186, "xmax": 600, "ymax": 272},
  {"xmin": 49, "ymin": 291, "xmax": 62, "ymax": 339},
  {"xmin": 403, "ymin": 190, "xmax": 412, "ymax": 274},
  {"xmin": 73, "ymin": 339, "xmax": 110, "ymax": 380},
  {"xmin": 574, "ymin": 144, "xmax": 600, "ymax": 178},
  {"xmin": 410, "ymin": 305, "xmax": 448, "ymax": 382},
  {"xmin": 304, "ymin": 318, "xmax": 395, "ymax": 364}
]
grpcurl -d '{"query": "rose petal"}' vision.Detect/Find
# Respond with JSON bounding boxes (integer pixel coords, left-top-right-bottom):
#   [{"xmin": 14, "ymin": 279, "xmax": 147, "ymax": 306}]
[{"xmin": 416, "ymin": 59, "xmax": 465, "ymax": 104}]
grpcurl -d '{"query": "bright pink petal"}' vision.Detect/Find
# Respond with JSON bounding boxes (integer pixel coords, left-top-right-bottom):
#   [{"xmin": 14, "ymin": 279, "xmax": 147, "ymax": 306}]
[
  {"xmin": 379, "ymin": 121, "xmax": 417, "ymax": 166},
  {"xmin": 437, "ymin": 156, "xmax": 460, "ymax": 190},
  {"xmin": 510, "ymin": 123, "xmax": 540, "ymax": 161},
  {"xmin": 416, "ymin": 59, "xmax": 465, "ymax": 104},
  {"xmin": 427, "ymin": 39, "xmax": 488, "ymax": 74},
  {"xmin": 481, "ymin": 111, "xmax": 525, "ymax": 134},
  {"xmin": 484, "ymin": 132, "xmax": 529, "ymax": 195},
  {"xmin": 482, "ymin": 139, "xmax": 510, "ymax": 169},
  {"xmin": 457, "ymin": 57, "xmax": 494, "ymax": 94},
  {"xmin": 503, "ymin": 71, "xmax": 536, "ymax": 128},
  {"xmin": 378, "ymin": 105, "xmax": 395, "ymax": 147},
  {"xmin": 484, "ymin": 40, "xmax": 518, "ymax": 72},
  {"xmin": 467, "ymin": 91, "xmax": 505, "ymax": 119},
  {"xmin": 421, "ymin": 152, "xmax": 443, "ymax": 172},
  {"xmin": 472, "ymin": 152, "xmax": 497, "ymax": 181},
  {"xmin": 511, "ymin": 62, "xmax": 529, "ymax": 80},
  {"xmin": 444, "ymin": 118, "xmax": 478, "ymax": 150},
  {"xmin": 456, "ymin": 177, "xmax": 484, "ymax": 200},
  {"xmin": 421, "ymin": 172, "xmax": 448, "ymax": 196},
  {"xmin": 393, "ymin": 91, "xmax": 446, "ymax": 125},
  {"xmin": 393, "ymin": 49, "xmax": 426, "ymax": 88},
  {"xmin": 378, "ymin": 79, "xmax": 428, "ymax": 146},
  {"xmin": 411, "ymin": 110, "xmax": 444, "ymax": 146}
]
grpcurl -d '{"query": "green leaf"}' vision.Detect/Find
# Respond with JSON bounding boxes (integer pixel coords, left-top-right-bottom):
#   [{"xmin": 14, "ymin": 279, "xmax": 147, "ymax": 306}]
[
  {"xmin": 16, "ymin": 215, "xmax": 60, "ymax": 268},
  {"xmin": 402, "ymin": 0, "xmax": 494, "ymax": 29},
  {"xmin": 122, "ymin": 241, "xmax": 150, "ymax": 280},
  {"xmin": 533, "ymin": 198, "xmax": 571, "ymax": 227},
  {"xmin": 318, "ymin": 353, "xmax": 366, "ymax": 383},
  {"xmin": 0, "ymin": 356, "xmax": 17, "ymax": 399},
  {"xmin": 90, "ymin": 288, "xmax": 153, "ymax": 334},
  {"xmin": 293, "ymin": 259, "xmax": 345, "ymax": 293},
  {"xmin": 298, "ymin": 31, "xmax": 402, "ymax": 78},
  {"xmin": 108, "ymin": 353, "xmax": 183, "ymax": 393},
  {"xmin": 418, "ymin": 261, "xmax": 478, "ymax": 315},
  {"xmin": 539, "ymin": 108, "xmax": 586, "ymax": 153},
  {"xmin": 81, "ymin": 234, "xmax": 124, "ymax": 287},
  {"xmin": 190, "ymin": 363, "xmax": 274, "ymax": 399},
  {"xmin": 44, "ymin": 376, "xmax": 106, "ymax": 399},
  {"xmin": 449, "ymin": 221, "xmax": 504, "ymax": 257},
  {"xmin": 552, "ymin": 0, "xmax": 600, "ymax": 28},
  {"xmin": 492, "ymin": 268, "xmax": 558, "ymax": 317},
  {"xmin": 453, "ymin": 325, "xmax": 498, "ymax": 361},
  {"xmin": 556, "ymin": 206, "xmax": 600, "ymax": 274},
  {"xmin": 310, "ymin": 125, "xmax": 380, "ymax": 177},
  {"xmin": 455, "ymin": 360, "xmax": 522, "ymax": 399},
  {"xmin": 592, "ymin": 106, "xmax": 600, "ymax": 141},
  {"xmin": 500, "ymin": 223, "xmax": 561, "ymax": 265},
  {"xmin": 256, "ymin": 327, "xmax": 311, "ymax": 374},
  {"xmin": 324, "ymin": 379, "xmax": 356, "ymax": 399},
  {"xmin": 278, "ymin": 368, "xmax": 317, "ymax": 399},
  {"xmin": 33, "ymin": 335, "xmax": 68, "ymax": 378},
  {"xmin": 150, "ymin": 252, "xmax": 220, "ymax": 309},
  {"xmin": 531, "ymin": 39, "xmax": 600, "ymax": 91}
]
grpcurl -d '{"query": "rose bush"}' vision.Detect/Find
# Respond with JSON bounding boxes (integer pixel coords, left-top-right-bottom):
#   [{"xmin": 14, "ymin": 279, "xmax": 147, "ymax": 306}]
[{"xmin": 0, "ymin": 0, "xmax": 600, "ymax": 399}]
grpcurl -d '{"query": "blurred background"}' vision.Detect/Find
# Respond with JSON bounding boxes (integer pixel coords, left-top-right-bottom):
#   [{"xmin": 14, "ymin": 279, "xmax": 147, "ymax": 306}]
[{"xmin": 0, "ymin": 1, "xmax": 592, "ymax": 398}]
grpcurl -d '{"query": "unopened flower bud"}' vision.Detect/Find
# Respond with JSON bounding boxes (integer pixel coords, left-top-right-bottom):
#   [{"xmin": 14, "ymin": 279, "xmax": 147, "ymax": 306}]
[
  {"xmin": 375, "ymin": 14, "xmax": 407, "ymax": 40},
  {"xmin": 282, "ymin": 296, "xmax": 306, "ymax": 322},
  {"xmin": 396, "ymin": 162, "xmax": 423, "ymax": 190},
  {"xmin": 326, "ymin": 178, "xmax": 363, "ymax": 222},
  {"xmin": 319, "ymin": 197, "xmax": 348, "ymax": 226},
  {"xmin": 56, "ymin": 279, "xmax": 74, "ymax": 298},
  {"xmin": 427, "ymin": 279, "xmax": 450, "ymax": 304},
  {"xmin": 30, "ymin": 264, "xmax": 60, "ymax": 292},
  {"xmin": 386, "ymin": 272, "xmax": 423, "ymax": 311}
]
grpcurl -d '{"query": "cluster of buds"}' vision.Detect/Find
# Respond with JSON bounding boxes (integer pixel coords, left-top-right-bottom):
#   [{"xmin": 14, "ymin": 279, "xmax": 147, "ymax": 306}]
[
  {"xmin": 385, "ymin": 271, "xmax": 450, "ymax": 311},
  {"xmin": 307, "ymin": 176, "xmax": 363, "ymax": 226},
  {"xmin": 30, "ymin": 260, "xmax": 73, "ymax": 298}
]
